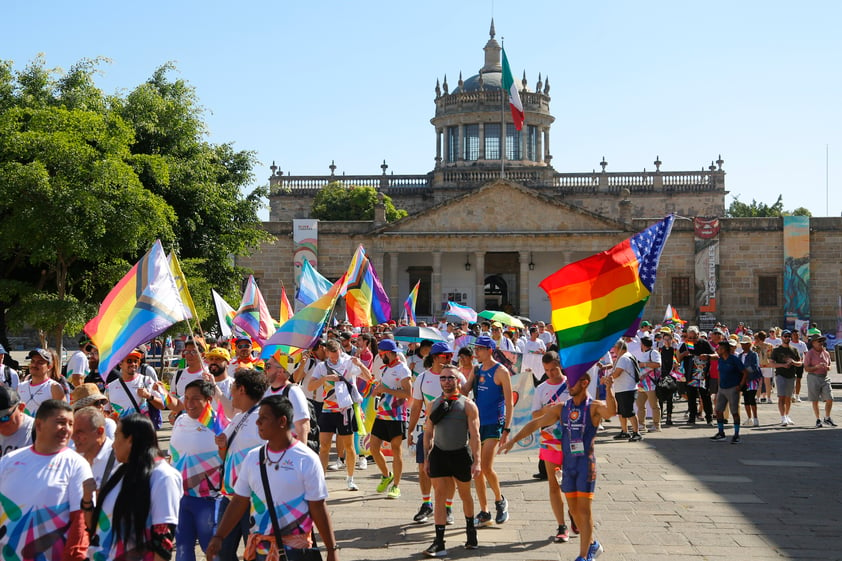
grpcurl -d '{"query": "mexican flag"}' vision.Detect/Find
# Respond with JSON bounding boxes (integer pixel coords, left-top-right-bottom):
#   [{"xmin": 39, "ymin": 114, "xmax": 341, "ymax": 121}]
[{"xmin": 502, "ymin": 47, "xmax": 524, "ymax": 131}]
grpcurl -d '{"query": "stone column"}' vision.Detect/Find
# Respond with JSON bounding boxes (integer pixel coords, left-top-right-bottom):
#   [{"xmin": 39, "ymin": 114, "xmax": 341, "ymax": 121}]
[
  {"xmin": 519, "ymin": 126, "xmax": 526, "ymax": 162},
  {"xmin": 474, "ymin": 251, "xmax": 485, "ymax": 311},
  {"xmin": 544, "ymin": 127, "xmax": 552, "ymax": 163},
  {"xmin": 432, "ymin": 251, "xmax": 442, "ymax": 319},
  {"xmin": 478, "ymin": 123, "xmax": 485, "ymax": 160},
  {"xmin": 536, "ymin": 127, "xmax": 544, "ymax": 163},
  {"xmin": 435, "ymin": 129, "xmax": 442, "ymax": 168},
  {"xmin": 387, "ymin": 252, "xmax": 399, "ymax": 319},
  {"xmin": 457, "ymin": 125, "xmax": 464, "ymax": 162},
  {"xmin": 519, "ymin": 250, "xmax": 530, "ymax": 317}
]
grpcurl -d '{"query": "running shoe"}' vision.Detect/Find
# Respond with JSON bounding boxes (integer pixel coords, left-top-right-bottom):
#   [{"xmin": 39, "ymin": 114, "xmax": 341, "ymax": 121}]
[
  {"xmin": 475, "ymin": 511, "xmax": 492, "ymax": 527},
  {"xmin": 327, "ymin": 458, "xmax": 345, "ymax": 471},
  {"xmin": 710, "ymin": 432, "xmax": 726, "ymax": 441},
  {"xmin": 445, "ymin": 507, "xmax": 454, "ymax": 525},
  {"xmin": 629, "ymin": 432, "xmax": 643, "ymax": 442},
  {"xmin": 494, "ymin": 496, "xmax": 509, "ymax": 524},
  {"xmin": 553, "ymin": 524, "xmax": 570, "ymax": 543},
  {"xmin": 376, "ymin": 473, "xmax": 394, "ymax": 493},
  {"xmin": 786, "ymin": 416, "xmax": 795, "ymax": 425},
  {"xmin": 387, "ymin": 485, "xmax": 401, "ymax": 499},
  {"xmin": 356, "ymin": 456, "xmax": 368, "ymax": 470},
  {"xmin": 816, "ymin": 419, "xmax": 823, "ymax": 429},
  {"xmin": 464, "ymin": 527, "xmax": 478, "ymax": 550},
  {"xmin": 423, "ymin": 541, "xmax": 447, "ymax": 558},
  {"xmin": 587, "ymin": 538, "xmax": 604, "ymax": 560},
  {"xmin": 346, "ymin": 477, "xmax": 359, "ymax": 491},
  {"xmin": 413, "ymin": 503, "xmax": 434, "ymax": 523},
  {"xmin": 612, "ymin": 432, "xmax": 631, "ymax": 440},
  {"xmin": 824, "ymin": 417, "xmax": 837, "ymax": 427},
  {"xmin": 731, "ymin": 435, "xmax": 741, "ymax": 444},
  {"xmin": 753, "ymin": 418, "xmax": 760, "ymax": 427}
]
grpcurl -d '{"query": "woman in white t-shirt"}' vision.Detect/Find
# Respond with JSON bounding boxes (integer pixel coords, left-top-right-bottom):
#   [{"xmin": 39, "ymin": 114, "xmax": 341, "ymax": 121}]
[
  {"xmin": 18, "ymin": 348, "xmax": 64, "ymax": 415},
  {"xmin": 88, "ymin": 413, "xmax": 182, "ymax": 561}
]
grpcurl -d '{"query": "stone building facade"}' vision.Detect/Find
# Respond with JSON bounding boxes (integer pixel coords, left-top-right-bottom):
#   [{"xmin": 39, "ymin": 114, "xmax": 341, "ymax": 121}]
[{"xmin": 240, "ymin": 22, "xmax": 842, "ymax": 333}]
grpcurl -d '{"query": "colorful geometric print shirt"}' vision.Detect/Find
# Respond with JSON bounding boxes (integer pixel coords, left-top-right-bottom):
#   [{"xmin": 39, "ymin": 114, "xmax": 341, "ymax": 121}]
[
  {"xmin": 233, "ymin": 441, "xmax": 328, "ymax": 548},
  {"xmin": 0, "ymin": 446, "xmax": 93, "ymax": 561},
  {"xmin": 310, "ymin": 357, "xmax": 361, "ymax": 413},
  {"xmin": 107, "ymin": 375, "xmax": 155, "ymax": 418},
  {"xmin": 169, "ymin": 413, "xmax": 223, "ymax": 498},
  {"xmin": 531, "ymin": 379, "xmax": 569, "ymax": 453},
  {"xmin": 87, "ymin": 460, "xmax": 181, "ymax": 561},
  {"xmin": 221, "ymin": 407, "xmax": 264, "ymax": 496},
  {"xmin": 376, "ymin": 361, "xmax": 412, "ymax": 421}
]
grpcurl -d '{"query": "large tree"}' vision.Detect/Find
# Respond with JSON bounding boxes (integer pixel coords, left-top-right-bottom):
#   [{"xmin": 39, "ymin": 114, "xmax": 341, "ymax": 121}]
[{"xmin": 0, "ymin": 58, "xmax": 270, "ymax": 349}]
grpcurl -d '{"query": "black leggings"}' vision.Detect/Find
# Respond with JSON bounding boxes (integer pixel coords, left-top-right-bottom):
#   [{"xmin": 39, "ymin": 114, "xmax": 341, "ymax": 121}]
[{"xmin": 686, "ymin": 385, "xmax": 712, "ymax": 423}]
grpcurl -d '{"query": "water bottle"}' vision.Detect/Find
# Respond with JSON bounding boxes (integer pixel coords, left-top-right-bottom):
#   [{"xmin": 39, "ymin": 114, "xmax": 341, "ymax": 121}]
[{"xmin": 554, "ymin": 467, "xmax": 563, "ymax": 485}]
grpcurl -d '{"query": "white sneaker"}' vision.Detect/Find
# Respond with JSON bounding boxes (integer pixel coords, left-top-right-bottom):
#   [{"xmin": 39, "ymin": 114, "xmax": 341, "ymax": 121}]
[
  {"xmin": 638, "ymin": 425, "xmax": 648, "ymax": 434},
  {"xmin": 346, "ymin": 477, "xmax": 359, "ymax": 491},
  {"xmin": 753, "ymin": 418, "xmax": 760, "ymax": 427},
  {"xmin": 780, "ymin": 417, "xmax": 788, "ymax": 426},
  {"xmin": 786, "ymin": 416, "xmax": 795, "ymax": 425},
  {"xmin": 793, "ymin": 396, "xmax": 801, "ymax": 402},
  {"xmin": 328, "ymin": 459, "xmax": 345, "ymax": 471},
  {"xmin": 356, "ymin": 456, "xmax": 368, "ymax": 470}
]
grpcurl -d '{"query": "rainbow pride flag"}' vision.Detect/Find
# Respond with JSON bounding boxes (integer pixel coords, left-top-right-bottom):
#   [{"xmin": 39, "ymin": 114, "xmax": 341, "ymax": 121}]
[
  {"xmin": 539, "ymin": 215, "xmax": 674, "ymax": 385},
  {"xmin": 85, "ymin": 240, "xmax": 190, "ymax": 377},
  {"xmin": 342, "ymin": 245, "xmax": 391, "ymax": 326},
  {"xmin": 261, "ymin": 275, "xmax": 345, "ymax": 357},
  {"xmin": 233, "ymin": 275, "xmax": 276, "ymax": 345},
  {"xmin": 279, "ymin": 285, "xmax": 293, "ymax": 325},
  {"xmin": 198, "ymin": 400, "xmax": 230, "ymax": 435},
  {"xmin": 404, "ymin": 281, "xmax": 420, "ymax": 326}
]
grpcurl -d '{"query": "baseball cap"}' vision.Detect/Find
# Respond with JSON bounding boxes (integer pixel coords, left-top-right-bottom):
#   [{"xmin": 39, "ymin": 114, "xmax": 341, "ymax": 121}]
[
  {"xmin": 0, "ymin": 344, "xmax": 6, "ymax": 354},
  {"xmin": 430, "ymin": 342, "xmax": 454, "ymax": 355},
  {"xmin": 27, "ymin": 348, "xmax": 52, "ymax": 363},
  {"xmin": 235, "ymin": 336, "xmax": 252, "ymax": 344},
  {"xmin": 782, "ymin": 330, "xmax": 792, "ymax": 336},
  {"xmin": 711, "ymin": 328, "xmax": 724, "ymax": 335},
  {"xmin": 641, "ymin": 321, "xmax": 652, "ymax": 327},
  {"xmin": 491, "ymin": 321, "xmax": 503, "ymax": 329},
  {"xmin": 125, "ymin": 348, "xmax": 144, "ymax": 361},
  {"xmin": 377, "ymin": 339, "xmax": 399, "ymax": 352},
  {"xmin": 205, "ymin": 347, "xmax": 231, "ymax": 361},
  {"xmin": 474, "ymin": 335, "xmax": 496, "ymax": 350},
  {"xmin": 0, "ymin": 386, "xmax": 20, "ymax": 417}
]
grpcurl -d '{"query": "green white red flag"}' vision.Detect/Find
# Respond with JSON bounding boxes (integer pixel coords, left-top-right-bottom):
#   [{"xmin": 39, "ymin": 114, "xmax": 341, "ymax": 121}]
[{"xmin": 502, "ymin": 47, "xmax": 524, "ymax": 131}]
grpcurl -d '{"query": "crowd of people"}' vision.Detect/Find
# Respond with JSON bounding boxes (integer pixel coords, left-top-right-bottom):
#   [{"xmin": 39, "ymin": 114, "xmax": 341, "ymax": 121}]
[{"xmin": 0, "ymin": 315, "xmax": 835, "ymax": 561}]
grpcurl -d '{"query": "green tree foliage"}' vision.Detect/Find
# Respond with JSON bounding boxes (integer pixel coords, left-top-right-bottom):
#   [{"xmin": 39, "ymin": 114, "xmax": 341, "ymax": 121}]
[
  {"xmin": 311, "ymin": 182, "xmax": 408, "ymax": 222},
  {"xmin": 726, "ymin": 195, "xmax": 813, "ymax": 218},
  {"xmin": 0, "ymin": 57, "xmax": 270, "ymax": 348}
]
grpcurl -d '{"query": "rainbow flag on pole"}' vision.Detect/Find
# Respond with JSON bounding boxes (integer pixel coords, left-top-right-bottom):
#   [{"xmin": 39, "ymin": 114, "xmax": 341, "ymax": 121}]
[
  {"xmin": 404, "ymin": 281, "xmax": 420, "ymax": 326},
  {"xmin": 197, "ymin": 400, "xmax": 230, "ymax": 435},
  {"xmin": 539, "ymin": 215, "xmax": 674, "ymax": 385},
  {"xmin": 342, "ymin": 245, "xmax": 391, "ymax": 326},
  {"xmin": 233, "ymin": 275, "xmax": 276, "ymax": 345},
  {"xmin": 85, "ymin": 240, "xmax": 190, "ymax": 377},
  {"xmin": 279, "ymin": 285, "xmax": 293, "ymax": 325}
]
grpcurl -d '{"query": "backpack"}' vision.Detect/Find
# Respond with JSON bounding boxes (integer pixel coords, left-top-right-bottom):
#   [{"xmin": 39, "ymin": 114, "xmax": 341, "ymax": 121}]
[
  {"xmin": 629, "ymin": 355, "xmax": 641, "ymax": 383},
  {"xmin": 281, "ymin": 384, "xmax": 320, "ymax": 453}
]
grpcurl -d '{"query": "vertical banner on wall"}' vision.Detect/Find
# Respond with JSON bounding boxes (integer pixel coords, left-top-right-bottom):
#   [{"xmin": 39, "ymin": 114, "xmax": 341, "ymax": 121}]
[
  {"xmin": 694, "ymin": 217, "xmax": 720, "ymax": 330},
  {"xmin": 783, "ymin": 215, "xmax": 810, "ymax": 332},
  {"xmin": 293, "ymin": 219, "xmax": 319, "ymax": 305}
]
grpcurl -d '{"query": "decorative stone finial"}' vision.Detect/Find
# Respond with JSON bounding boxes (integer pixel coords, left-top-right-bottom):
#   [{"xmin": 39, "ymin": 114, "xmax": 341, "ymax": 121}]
[
  {"xmin": 270, "ymin": 161, "xmax": 277, "ymax": 175},
  {"xmin": 536, "ymin": 72, "xmax": 543, "ymax": 93},
  {"xmin": 522, "ymin": 70, "xmax": 527, "ymax": 91},
  {"xmin": 709, "ymin": 161, "xmax": 717, "ymax": 171},
  {"xmin": 329, "ymin": 160, "xmax": 336, "ymax": 176},
  {"xmin": 716, "ymin": 154, "xmax": 724, "ymax": 170},
  {"xmin": 477, "ymin": 72, "xmax": 484, "ymax": 91},
  {"xmin": 600, "ymin": 157, "xmax": 608, "ymax": 172},
  {"xmin": 543, "ymin": 75, "xmax": 550, "ymax": 95},
  {"xmin": 381, "ymin": 160, "xmax": 389, "ymax": 175},
  {"xmin": 442, "ymin": 75, "xmax": 449, "ymax": 95},
  {"xmin": 490, "ymin": 18, "xmax": 495, "ymax": 39},
  {"xmin": 435, "ymin": 79, "xmax": 441, "ymax": 98},
  {"xmin": 458, "ymin": 71, "xmax": 463, "ymax": 90},
  {"xmin": 654, "ymin": 155, "xmax": 662, "ymax": 171}
]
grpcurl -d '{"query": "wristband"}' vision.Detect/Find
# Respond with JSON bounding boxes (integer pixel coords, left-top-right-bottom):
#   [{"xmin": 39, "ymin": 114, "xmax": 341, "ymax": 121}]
[{"xmin": 502, "ymin": 427, "xmax": 511, "ymax": 433}]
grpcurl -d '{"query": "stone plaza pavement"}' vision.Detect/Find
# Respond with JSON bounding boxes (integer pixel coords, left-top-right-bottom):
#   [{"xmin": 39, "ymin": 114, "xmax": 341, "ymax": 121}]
[{"xmin": 317, "ymin": 396, "xmax": 842, "ymax": 561}]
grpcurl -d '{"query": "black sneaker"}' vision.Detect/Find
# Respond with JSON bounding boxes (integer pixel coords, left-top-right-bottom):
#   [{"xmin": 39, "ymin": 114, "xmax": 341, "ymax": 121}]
[
  {"xmin": 731, "ymin": 435, "xmax": 741, "ymax": 444},
  {"xmin": 612, "ymin": 432, "xmax": 631, "ymax": 440},
  {"xmin": 710, "ymin": 432, "xmax": 727, "ymax": 441},
  {"xmin": 554, "ymin": 524, "xmax": 570, "ymax": 543},
  {"xmin": 825, "ymin": 417, "xmax": 838, "ymax": 427},
  {"xmin": 494, "ymin": 496, "xmax": 509, "ymax": 524},
  {"xmin": 816, "ymin": 419, "xmax": 823, "ymax": 429},
  {"xmin": 464, "ymin": 527, "xmax": 478, "ymax": 550},
  {"xmin": 475, "ymin": 511, "xmax": 492, "ymax": 527},
  {"xmin": 423, "ymin": 541, "xmax": 447, "ymax": 558},
  {"xmin": 629, "ymin": 432, "xmax": 643, "ymax": 442},
  {"xmin": 414, "ymin": 503, "xmax": 434, "ymax": 523}
]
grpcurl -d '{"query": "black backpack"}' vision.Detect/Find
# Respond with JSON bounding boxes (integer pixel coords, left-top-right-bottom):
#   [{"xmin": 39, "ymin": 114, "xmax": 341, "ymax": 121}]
[
  {"xmin": 281, "ymin": 384, "xmax": 320, "ymax": 453},
  {"xmin": 629, "ymin": 355, "xmax": 641, "ymax": 383}
]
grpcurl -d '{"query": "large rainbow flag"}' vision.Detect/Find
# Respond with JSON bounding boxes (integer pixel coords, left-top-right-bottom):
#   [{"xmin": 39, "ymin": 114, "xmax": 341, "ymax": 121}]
[
  {"xmin": 233, "ymin": 275, "xmax": 276, "ymax": 345},
  {"xmin": 404, "ymin": 281, "xmax": 420, "ymax": 326},
  {"xmin": 279, "ymin": 285, "xmax": 293, "ymax": 325},
  {"xmin": 539, "ymin": 215, "xmax": 674, "ymax": 385},
  {"xmin": 342, "ymin": 245, "xmax": 391, "ymax": 326},
  {"xmin": 85, "ymin": 240, "xmax": 190, "ymax": 377},
  {"xmin": 261, "ymin": 275, "xmax": 345, "ymax": 358}
]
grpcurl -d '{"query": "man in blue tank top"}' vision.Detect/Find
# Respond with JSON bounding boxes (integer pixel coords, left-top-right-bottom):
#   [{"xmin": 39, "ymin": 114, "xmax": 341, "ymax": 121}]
[
  {"xmin": 461, "ymin": 335, "xmax": 513, "ymax": 527},
  {"xmin": 501, "ymin": 371, "xmax": 616, "ymax": 561}
]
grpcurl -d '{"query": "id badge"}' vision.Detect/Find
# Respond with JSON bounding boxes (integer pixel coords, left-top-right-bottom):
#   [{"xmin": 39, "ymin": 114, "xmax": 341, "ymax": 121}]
[{"xmin": 570, "ymin": 440, "xmax": 585, "ymax": 455}]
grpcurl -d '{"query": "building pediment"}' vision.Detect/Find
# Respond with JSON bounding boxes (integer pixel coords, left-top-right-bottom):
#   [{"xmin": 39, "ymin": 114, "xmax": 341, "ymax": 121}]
[{"xmin": 374, "ymin": 179, "xmax": 629, "ymax": 235}]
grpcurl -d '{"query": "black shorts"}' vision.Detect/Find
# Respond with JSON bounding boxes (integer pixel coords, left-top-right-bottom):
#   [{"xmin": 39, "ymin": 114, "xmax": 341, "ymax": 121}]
[
  {"xmin": 428, "ymin": 445, "xmax": 473, "ymax": 482},
  {"xmin": 318, "ymin": 410, "xmax": 357, "ymax": 436},
  {"xmin": 371, "ymin": 418, "xmax": 406, "ymax": 442},
  {"xmin": 794, "ymin": 366, "xmax": 804, "ymax": 379},
  {"xmin": 615, "ymin": 390, "xmax": 637, "ymax": 418}
]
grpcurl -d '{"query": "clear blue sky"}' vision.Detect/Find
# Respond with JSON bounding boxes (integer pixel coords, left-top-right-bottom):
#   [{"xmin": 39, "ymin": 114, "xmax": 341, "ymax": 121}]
[{"xmin": 6, "ymin": 1, "xmax": 842, "ymax": 218}]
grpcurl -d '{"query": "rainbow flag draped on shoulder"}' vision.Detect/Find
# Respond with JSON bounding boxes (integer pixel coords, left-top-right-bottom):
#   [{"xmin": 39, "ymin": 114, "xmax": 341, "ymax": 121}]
[
  {"xmin": 342, "ymin": 245, "xmax": 391, "ymax": 326},
  {"xmin": 85, "ymin": 240, "xmax": 191, "ymax": 377},
  {"xmin": 539, "ymin": 215, "xmax": 674, "ymax": 385},
  {"xmin": 404, "ymin": 281, "xmax": 420, "ymax": 326}
]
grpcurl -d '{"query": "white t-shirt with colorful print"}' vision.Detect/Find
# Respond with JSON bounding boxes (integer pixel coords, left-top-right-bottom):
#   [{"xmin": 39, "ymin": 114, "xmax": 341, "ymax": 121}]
[
  {"xmin": 169, "ymin": 413, "xmax": 223, "ymax": 498},
  {"xmin": 221, "ymin": 405, "xmax": 264, "ymax": 496},
  {"xmin": 87, "ymin": 460, "xmax": 181, "ymax": 561},
  {"xmin": 107, "ymin": 375, "xmax": 156, "ymax": 418},
  {"xmin": 0, "ymin": 446, "xmax": 93, "ymax": 561},
  {"xmin": 233, "ymin": 441, "xmax": 327, "ymax": 547},
  {"xmin": 376, "ymin": 361, "xmax": 412, "ymax": 421},
  {"xmin": 310, "ymin": 357, "xmax": 361, "ymax": 413},
  {"xmin": 531, "ymin": 379, "xmax": 569, "ymax": 454},
  {"xmin": 18, "ymin": 378, "xmax": 61, "ymax": 416}
]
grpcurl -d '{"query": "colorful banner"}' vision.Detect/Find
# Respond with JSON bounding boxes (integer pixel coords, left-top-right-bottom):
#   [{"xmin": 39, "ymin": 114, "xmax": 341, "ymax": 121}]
[
  {"xmin": 694, "ymin": 217, "xmax": 720, "ymax": 330},
  {"xmin": 293, "ymin": 219, "xmax": 319, "ymax": 287},
  {"xmin": 783, "ymin": 215, "xmax": 810, "ymax": 331}
]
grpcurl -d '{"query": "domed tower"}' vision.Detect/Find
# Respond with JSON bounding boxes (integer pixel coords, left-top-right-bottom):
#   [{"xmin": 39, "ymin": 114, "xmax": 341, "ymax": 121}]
[{"xmin": 431, "ymin": 20, "xmax": 555, "ymax": 171}]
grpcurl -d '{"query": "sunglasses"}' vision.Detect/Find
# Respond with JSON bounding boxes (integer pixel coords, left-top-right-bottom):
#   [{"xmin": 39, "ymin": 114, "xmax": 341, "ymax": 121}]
[
  {"xmin": 440, "ymin": 376, "xmax": 458, "ymax": 381},
  {"xmin": 0, "ymin": 411, "xmax": 14, "ymax": 423},
  {"xmin": 183, "ymin": 350, "xmax": 199, "ymax": 355},
  {"xmin": 237, "ymin": 344, "xmax": 252, "ymax": 349},
  {"xmin": 125, "ymin": 358, "xmax": 140, "ymax": 364}
]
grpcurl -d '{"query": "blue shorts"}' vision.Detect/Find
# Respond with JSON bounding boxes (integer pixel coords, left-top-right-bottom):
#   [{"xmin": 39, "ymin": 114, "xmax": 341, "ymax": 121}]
[
  {"xmin": 479, "ymin": 423, "xmax": 504, "ymax": 442},
  {"xmin": 561, "ymin": 456, "xmax": 596, "ymax": 498}
]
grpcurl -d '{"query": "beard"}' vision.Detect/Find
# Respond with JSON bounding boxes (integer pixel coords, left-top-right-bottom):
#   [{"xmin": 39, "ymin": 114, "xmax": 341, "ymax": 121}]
[{"xmin": 208, "ymin": 363, "xmax": 225, "ymax": 377}]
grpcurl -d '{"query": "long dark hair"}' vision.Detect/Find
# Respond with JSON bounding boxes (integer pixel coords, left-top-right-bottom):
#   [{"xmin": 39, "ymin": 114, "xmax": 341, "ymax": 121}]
[{"xmin": 91, "ymin": 414, "xmax": 158, "ymax": 546}]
